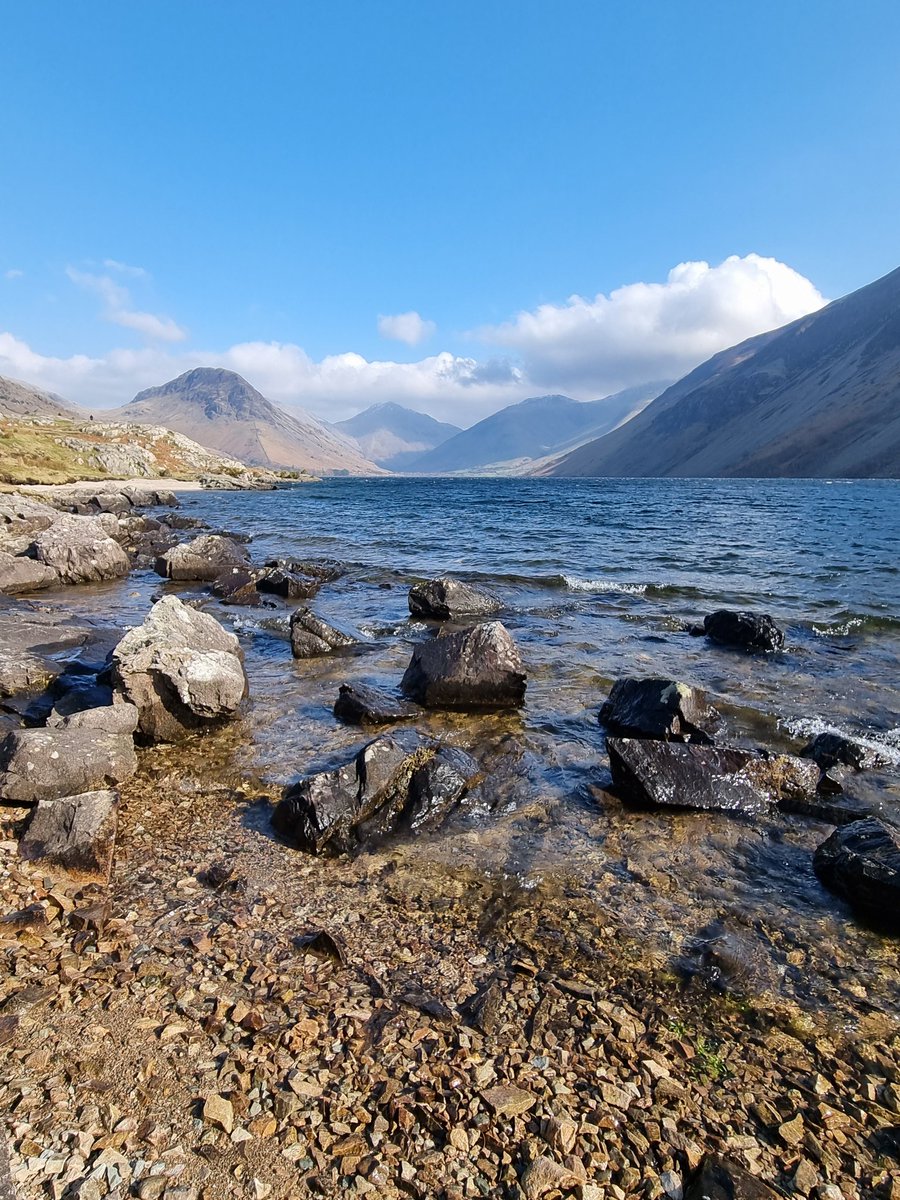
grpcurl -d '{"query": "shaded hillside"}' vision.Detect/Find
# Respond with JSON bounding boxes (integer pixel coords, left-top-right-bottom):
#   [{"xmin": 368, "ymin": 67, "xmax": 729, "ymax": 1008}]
[
  {"xmin": 108, "ymin": 368, "xmax": 381, "ymax": 475},
  {"xmin": 334, "ymin": 402, "xmax": 461, "ymax": 469},
  {"xmin": 547, "ymin": 266, "xmax": 900, "ymax": 478},
  {"xmin": 0, "ymin": 375, "xmax": 83, "ymax": 419}
]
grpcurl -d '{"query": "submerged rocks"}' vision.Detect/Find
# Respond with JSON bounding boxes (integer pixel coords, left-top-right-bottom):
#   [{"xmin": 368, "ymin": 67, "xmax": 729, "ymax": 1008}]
[
  {"xmin": 290, "ymin": 608, "xmax": 360, "ymax": 658},
  {"xmin": 813, "ymin": 818, "xmax": 900, "ymax": 930},
  {"xmin": 257, "ymin": 558, "xmax": 344, "ymax": 600},
  {"xmin": 29, "ymin": 515, "xmax": 130, "ymax": 584},
  {"xmin": 0, "ymin": 727, "xmax": 137, "ymax": 802},
  {"xmin": 607, "ymin": 737, "xmax": 818, "ymax": 814},
  {"xmin": 401, "ymin": 621, "xmax": 526, "ymax": 710},
  {"xmin": 272, "ymin": 731, "xmax": 479, "ymax": 854},
  {"xmin": 111, "ymin": 595, "xmax": 247, "ymax": 742},
  {"xmin": 333, "ymin": 683, "xmax": 419, "ymax": 726},
  {"xmin": 702, "ymin": 609, "xmax": 785, "ymax": 652},
  {"xmin": 599, "ymin": 677, "xmax": 720, "ymax": 743},
  {"xmin": 0, "ymin": 550, "xmax": 58, "ymax": 594},
  {"xmin": 18, "ymin": 789, "xmax": 119, "ymax": 883},
  {"xmin": 801, "ymin": 730, "xmax": 890, "ymax": 771},
  {"xmin": 408, "ymin": 576, "xmax": 502, "ymax": 621},
  {"xmin": 155, "ymin": 533, "xmax": 250, "ymax": 582}
]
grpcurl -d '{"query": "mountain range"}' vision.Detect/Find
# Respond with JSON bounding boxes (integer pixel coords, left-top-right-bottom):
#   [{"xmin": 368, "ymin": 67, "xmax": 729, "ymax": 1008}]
[
  {"xmin": 334, "ymin": 402, "xmax": 461, "ymax": 470},
  {"xmin": 546, "ymin": 265, "xmax": 900, "ymax": 478},
  {"xmin": 0, "ymin": 376, "xmax": 82, "ymax": 420}
]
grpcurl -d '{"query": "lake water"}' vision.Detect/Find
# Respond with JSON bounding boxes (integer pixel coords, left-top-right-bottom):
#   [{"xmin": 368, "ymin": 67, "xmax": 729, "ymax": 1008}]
[{"xmin": 58, "ymin": 476, "xmax": 900, "ymax": 1023}]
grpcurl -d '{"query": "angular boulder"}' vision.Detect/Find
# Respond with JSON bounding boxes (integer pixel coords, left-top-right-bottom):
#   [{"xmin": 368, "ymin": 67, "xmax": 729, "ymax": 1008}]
[
  {"xmin": 290, "ymin": 608, "xmax": 359, "ymax": 658},
  {"xmin": 210, "ymin": 568, "xmax": 263, "ymax": 606},
  {"xmin": 703, "ymin": 609, "xmax": 785, "ymax": 652},
  {"xmin": 408, "ymin": 577, "xmax": 502, "ymax": 621},
  {"xmin": 256, "ymin": 558, "xmax": 344, "ymax": 600},
  {"xmin": 813, "ymin": 818, "xmax": 900, "ymax": 930},
  {"xmin": 0, "ymin": 550, "xmax": 59, "ymax": 595},
  {"xmin": 401, "ymin": 621, "xmax": 526, "ymax": 710},
  {"xmin": 801, "ymin": 730, "xmax": 890, "ymax": 772},
  {"xmin": 19, "ymin": 790, "xmax": 119, "ymax": 883},
  {"xmin": 607, "ymin": 737, "xmax": 818, "ymax": 814},
  {"xmin": 685, "ymin": 1155, "xmax": 779, "ymax": 1200},
  {"xmin": 405, "ymin": 746, "xmax": 482, "ymax": 833},
  {"xmin": 49, "ymin": 703, "xmax": 140, "ymax": 735},
  {"xmin": 156, "ymin": 534, "xmax": 251, "ymax": 582},
  {"xmin": 111, "ymin": 596, "xmax": 247, "ymax": 742},
  {"xmin": 29, "ymin": 515, "xmax": 130, "ymax": 585},
  {"xmin": 0, "ymin": 727, "xmax": 137, "ymax": 803},
  {"xmin": 333, "ymin": 683, "xmax": 419, "ymax": 726},
  {"xmin": 599, "ymin": 677, "xmax": 720, "ymax": 743}
]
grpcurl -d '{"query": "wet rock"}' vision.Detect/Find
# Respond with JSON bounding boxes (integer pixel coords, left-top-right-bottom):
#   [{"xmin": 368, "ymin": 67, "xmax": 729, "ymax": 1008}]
[
  {"xmin": 599, "ymin": 677, "xmax": 721, "ymax": 743},
  {"xmin": 18, "ymin": 790, "xmax": 119, "ymax": 883},
  {"xmin": 29, "ymin": 515, "xmax": 130, "ymax": 584},
  {"xmin": 0, "ymin": 551, "xmax": 58, "ymax": 594},
  {"xmin": 685, "ymin": 921, "xmax": 776, "ymax": 994},
  {"xmin": 607, "ymin": 738, "xmax": 818, "ymax": 813},
  {"xmin": 0, "ymin": 727, "xmax": 137, "ymax": 802},
  {"xmin": 0, "ymin": 605, "xmax": 99, "ymax": 698},
  {"xmin": 111, "ymin": 595, "xmax": 247, "ymax": 742},
  {"xmin": 779, "ymin": 791, "xmax": 874, "ymax": 825},
  {"xmin": 685, "ymin": 1155, "xmax": 779, "ymax": 1199},
  {"xmin": 703, "ymin": 609, "xmax": 785, "ymax": 652},
  {"xmin": 813, "ymin": 818, "xmax": 900, "ymax": 930},
  {"xmin": 155, "ymin": 534, "xmax": 250, "ymax": 582},
  {"xmin": 408, "ymin": 576, "xmax": 502, "ymax": 621},
  {"xmin": 333, "ymin": 683, "xmax": 419, "ymax": 726},
  {"xmin": 802, "ymin": 731, "xmax": 890, "ymax": 772},
  {"xmin": 405, "ymin": 746, "xmax": 482, "ymax": 832},
  {"xmin": 257, "ymin": 558, "xmax": 341, "ymax": 599},
  {"xmin": 290, "ymin": 608, "xmax": 360, "ymax": 658},
  {"xmin": 401, "ymin": 620, "xmax": 526, "ymax": 710},
  {"xmin": 210, "ymin": 567, "xmax": 262, "ymax": 606}
]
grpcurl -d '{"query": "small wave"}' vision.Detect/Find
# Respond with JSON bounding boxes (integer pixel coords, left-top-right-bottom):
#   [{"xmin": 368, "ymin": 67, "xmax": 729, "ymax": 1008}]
[
  {"xmin": 780, "ymin": 717, "xmax": 900, "ymax": 766},
  {"xmin": 811, "ymin": 612, "xmax": 900, "ymax": 638},
  {"xmin": 563, "ymin": 575, "xmax": 648, "ymax": 595}
]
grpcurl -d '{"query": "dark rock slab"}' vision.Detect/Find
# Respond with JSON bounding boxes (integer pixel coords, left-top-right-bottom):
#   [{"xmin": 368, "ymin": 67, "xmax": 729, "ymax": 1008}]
[
  {"xmin": 405, "ymin": 746, "xmax": 482, "ymax": 833},
  {"xmin": 779, "ymin": 791, "xmax": 874, "ymax": 825},
  {"xmin": 0, "ymin": 727, "xmax": 137, "ymax": 803},
  {"xmin": 685, "ymin": 1154, "xmax": 780, "ymax": 1199},
  {"xmin": 257, "ymin": 559, "xmax": 342, "ymax": 600},
  {"xmin": 607, "ymin": 737, "xmax": 818, "ymax": 814},
  {"xmin": 801, "ymin": 730, "xmax": 891, "ymax": 771},
  {"xmin": 333, "ymin": 683, "xmax": 419, "ymax": 726},
  {"xmin": 408, "ymin": 576, "xmax": 502, "ymax": 621},
  {"xmin": 19, "ymin": 789, "xmax": 119, "ymax": 883},
  {"xmin": 703, "ymin": 609, "xmax": 785, "ymax": 652},
  {"xmin": 599, "ymin": 677, "xmax": 720, "ymax": 743},
  {"xmin": 290, "ymin": 608, "xmax": 360, "ymax": 658},
  {"xmin": 813, "ymin": 818, "xmax": 900, "ymax": 930},
  {"xmin": 401, "ymin": 621, "xmax": 526, "ymax": 710},
  {"xmin": 210, "ymin": 567, "xmax": 263, "ymax": 606},
  {"xmin": 156, "ymin": 534, "xmax": 251, "ymax": 582}
]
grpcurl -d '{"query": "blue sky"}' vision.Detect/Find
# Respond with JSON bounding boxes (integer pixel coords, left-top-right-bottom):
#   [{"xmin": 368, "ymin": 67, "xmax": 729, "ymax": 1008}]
[{"xmin": 2, "ymin": 1, "xmax": 899, "ymax": 422}]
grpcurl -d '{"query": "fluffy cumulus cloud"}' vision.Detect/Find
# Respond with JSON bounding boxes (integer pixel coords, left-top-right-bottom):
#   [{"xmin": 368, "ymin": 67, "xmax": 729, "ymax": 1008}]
[
  {"xmin": 479, "ymin": 254, "xmax": 826, "ymax": 396},
  {"xmin": 67, "ymin": 266, "xmax": 187, "ymax": 343},
  {"xmin": 377, "ymin": 310, "xmax": 436, "ymax": 345}
]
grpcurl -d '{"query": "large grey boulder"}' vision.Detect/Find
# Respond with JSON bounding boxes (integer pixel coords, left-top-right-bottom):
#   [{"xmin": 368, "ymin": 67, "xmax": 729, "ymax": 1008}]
[
  {"xmin": 607, "ymin": 738, "xmax": 819, "ymax": 814},
  {"xmin": 813, "ymin": 818, "xmax": 900, "ymax": 930},
  {"xmin": 19, "ymin": 790, "xmax": 119, "ymax": 883},
  {"xmin": 290, "ymin": 608, "xmax": 360, "ymax": 658},
  {"xmin": 408, "ymin": 577, "xmax": 502, "ymax": 621},
  {"xmin": 29, "ymin": 515, "xmax": 129, "ymax": 584},
  {"xmin": 0, "ymin": 727, "xmax": 137, "ymax": 803},
  {"xmin": 599, "ymin": 677, "xmax": 720, "ymax": 743},
  {"xmin": 0, "ymin": 495, "xmax": 57, "ymax": 546},
  {"xmin": 401, "ymin": 621, "xmax": 526, "ymax": 710},
  {"xmin": 111, "ymin": 596, "xmax": 247, "ymax": 742},
  {"xmin": 0, "ymin": 604, "xmax": 97, "ymax": 697},
  {"xmin": 155, "ymin": 534, "xmax": 250, "ymax": 582},
  {"xmin": 0, "ymin": 551, "xmax": 59, "ymax": 595},
  {"xmin": 702, "ymin": 609, "xmax": 785, "ymax": 652}
]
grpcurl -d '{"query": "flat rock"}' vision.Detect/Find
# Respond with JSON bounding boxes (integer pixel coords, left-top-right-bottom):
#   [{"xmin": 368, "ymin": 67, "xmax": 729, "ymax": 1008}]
[
  {"xmin": 19, "ymin": 790, "xmax": 119, "ymax": 882},
  {"xmin": 599, "ymin": 677, "xmax": 720, "ymax": 743},
  {"xmin": 333, "ymin": 683, "xmax": 419, "ymax": 726},
  {"xmin": 408, "ymin": 576, "xmax": 502, "ymax": 621},
  {"xmin": 0, "ymin": 727, "xmax": 137, "ymax": 803},
  {"xmin": 401, "ymin": 620, "xmax": 526, "ymax": 710},
  {"xmin": 112, "ymin": 595, "xmax": 247, "ymax": 742},
  {"xmin": 703, "ymin": 609, "xmax": 785, "ymax": 652},
  {"xmin": 0, "ymin": 551, "xmax": 58, "ymax": 595},
  {"xmin": 290, "ymin": 608, "xmax": 359, "ymax": 658},
  {"xmin": 156, "ymin": 534, "xmax": 250, "ymax": 582},
  {"xmin": 608, "ymin": 737, "xmax": 818, "ymax": 814},
  {"xmin": 813, "ymin": 818, "xmax": 900, "ymax": 930},
  {"xmin": 481, "ymin": 1084, "xmax": 536, "ymax": 1117},
  {"xmin": 48, "ymin": 703, "xmax": 140, "ymax": 735},
  {"xmin": 29, "ymin": 515, "xmax": 130, "ymax": 584},
  {"xmin": 779, "ymin": 790, "xmax": 873, "ymax": 825},
  {"xmin": 801, "ymin": 730, "xmax": 890, "ymax": 771}
]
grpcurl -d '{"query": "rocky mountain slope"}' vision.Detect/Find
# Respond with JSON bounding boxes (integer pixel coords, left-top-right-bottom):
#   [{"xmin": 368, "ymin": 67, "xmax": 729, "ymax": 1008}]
[
  {"xmin": 0, "ymin": 375, "xmax": 83, "ymax": 419},
  {"xmin": 108, "ymin": 368, "xmax": 381, "ymax": 475},
  {"xmin": 334, "ymin": 402, "xmax": 461, "ymax": 470},
  {"xmin": 404, "ymin": 384, "xmax": 666, "ymax": 474},
  {"xmin": 546, "ymin": 265, "xmax": 900, "ymax": 478}
]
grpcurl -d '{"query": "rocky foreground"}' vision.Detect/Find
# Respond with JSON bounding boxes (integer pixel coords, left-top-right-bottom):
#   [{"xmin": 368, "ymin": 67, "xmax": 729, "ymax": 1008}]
[{"xmin": 0, "ymin": 489, "xmax": 898, "ymax": 1200}]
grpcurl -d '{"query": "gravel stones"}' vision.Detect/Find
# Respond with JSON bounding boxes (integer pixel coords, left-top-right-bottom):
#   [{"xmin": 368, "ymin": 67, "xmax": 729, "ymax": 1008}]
[
  {"xmin": 18, "ymin": 790, "xmax": 119, "ymax": 883},
  {"xmin": 599, "ymin": 677, "xmax": 721, "ymax": 743},
  {"xmin": 401, "ymin": 620, "xmax": 527, "ymax": 710}
]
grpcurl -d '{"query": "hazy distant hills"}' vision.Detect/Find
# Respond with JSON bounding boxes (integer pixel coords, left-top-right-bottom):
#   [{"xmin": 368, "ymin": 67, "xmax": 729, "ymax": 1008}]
[
  {"xmin": 403, "ymin": 384, "xmax": 667, "ymax": 474},
  {"xmin": 108, "ymin": 368, "xmax": 382, "ymax": 475},
  {"xmin": 334, "ymin": 401, "xmax": 461, "ymax": 470},
  {"xmin": 0, "ymin": 375, "xmax": 83, "ymax": 419},
  {"xmin": 547, "ymin": 265, "xmax": 900, "ymax": 479}
]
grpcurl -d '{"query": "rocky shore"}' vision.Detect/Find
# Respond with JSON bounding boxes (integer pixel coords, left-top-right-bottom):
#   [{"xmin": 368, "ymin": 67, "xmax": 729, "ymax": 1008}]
[{"xmin": 0, "ymin": 486, "xmax": 898, "ymax": 1200}]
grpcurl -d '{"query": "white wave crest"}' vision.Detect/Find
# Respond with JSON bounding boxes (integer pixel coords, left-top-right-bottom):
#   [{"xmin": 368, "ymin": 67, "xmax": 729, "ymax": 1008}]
[
  {"xmin": 564, "ymin": 575, "xmax": 647, "ymax": 596},
  {"xmin": 780, "ymin": 717, "xmax": 900, "ymax": 766}
]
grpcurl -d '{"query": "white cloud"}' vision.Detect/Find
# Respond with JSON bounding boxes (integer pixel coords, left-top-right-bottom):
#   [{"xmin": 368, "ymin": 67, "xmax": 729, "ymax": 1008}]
[
  {"xmin": 4, "ymin": 269, "xmax": 24, "ymax": 280},
  {"xmin": 103, "ymin": 259, "xmax": 149, "ymax": 279},
  {"xmin": 479, "ymin": 254, "xmax": 826, "ymax": 396},
  {"xmin": 67, "ymin": 266, "xmax": 187, "ymax": 343},
  {"xmin": 377, "ymin": 310, "xmax": 436, "ymax": 346}
]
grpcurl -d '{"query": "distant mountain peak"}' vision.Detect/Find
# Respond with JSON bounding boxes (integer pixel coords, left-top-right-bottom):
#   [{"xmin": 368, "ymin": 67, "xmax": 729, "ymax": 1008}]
[{"xmin": 334, "ymin": 402, "xmax": 461, "ymax": 470}]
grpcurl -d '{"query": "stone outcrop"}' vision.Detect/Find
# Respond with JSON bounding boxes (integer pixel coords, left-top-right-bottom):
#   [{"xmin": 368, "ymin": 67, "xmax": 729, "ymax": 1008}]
[
  {"xmin": 408, "ymin": 577, "xmax": 502, "ymax": 621},
  {"xmin": 111, "ymin": 596, "xmax": 247, "ymax": 742},
  {"xmin": 607, "ymin": 738, "xmax": 818, "ymax": 814},
  {"xmin": 18, "ymin": 790, "xmax": 119, "ymax": 883},
  {"xmin": 0, "ymin": 727, "xmax": 137, "ymax": 803},
  {"xmin": 0, "ymin": 550, "xmax": 58, "ymax": 594},
  {"xmin": 290, "ymin": 608, "xmax": 359, "ymax": 658},
  {"xmin": 333, "ymin": 683, "xmax": 419, "ymax": 726},
  {"xmin": 702, "ymin": 609, "xmax": 785, "ymax": 652},
  {"xmin": 155, "ymin": 534, "xmax": 250, "ymax": 582},
  {"xmin": 401, "ymin": 621, "xmax": 526, "ymax": 710},
  {"xmin": 813, "ymin": 818, "xmax": 900, "ymax": 930},
  {"xmin": 599, "ymin": 677, "xmax": 720, "ymax": 743},
  {"xmin": 29, "ymin": 515, "xmax": 130, "ymax": 584}
]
